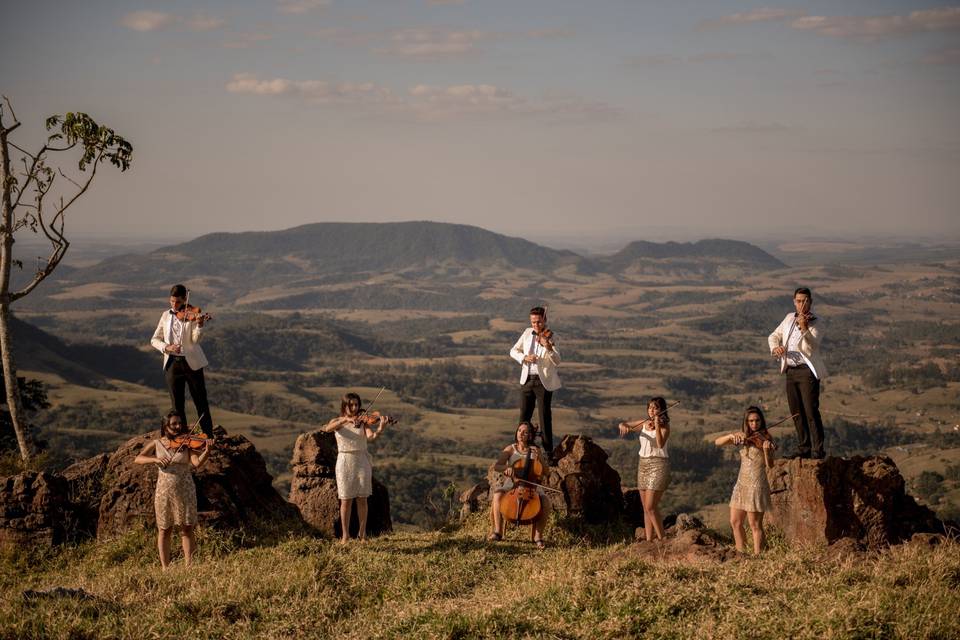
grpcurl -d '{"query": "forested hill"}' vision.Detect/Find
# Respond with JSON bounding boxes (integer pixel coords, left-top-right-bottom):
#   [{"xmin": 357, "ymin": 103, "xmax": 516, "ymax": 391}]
[
  {"xmin": 24, "ymin": 222, "xmax": 787, "ymax": 308},
  {"xmin": 50, "ymin": 222, "xmax": 579, "ymax": 292},
  {"xmin": 599, "ymin": 239, "xmax": 787, "ymax": 273}
]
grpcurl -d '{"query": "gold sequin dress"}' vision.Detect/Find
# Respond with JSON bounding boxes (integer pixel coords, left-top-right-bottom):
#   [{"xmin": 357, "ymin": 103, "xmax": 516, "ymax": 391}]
[
  {"xmin": 153, "ymin": 440, "xmax": 198, "ymax": 529},
  {"xmin": 729, "ymin": 445, "xmax": 772, "ymax": 513}
]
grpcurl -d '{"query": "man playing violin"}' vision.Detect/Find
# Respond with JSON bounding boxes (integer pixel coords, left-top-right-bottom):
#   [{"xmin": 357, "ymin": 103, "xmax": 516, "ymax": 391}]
[
  {"xmin": 768, "ymin": 287, "xmax": 827, "ymax": 459},
  {"xmin": 509, "ymin": 306, "xmax": 561, "ymax": 459},
  {"xmin": 150, "ymin": 284, "xmax": 214, "ymax": 437}
]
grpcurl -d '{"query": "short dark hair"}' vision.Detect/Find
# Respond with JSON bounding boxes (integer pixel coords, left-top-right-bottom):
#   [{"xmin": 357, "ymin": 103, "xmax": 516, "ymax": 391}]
[
  {"xmin": 793, "ymin": 287, "xmax": 812, "ymax": 301},
  {"xmin": 170, "ymin": 284, "xmax": 187, "ymax": 298},
  {"xmin": 529, "ymin": 306, "xmax": 546, "ymax": 318},
  {"xmin": 340, "ymin": 392, "xmax": 362, "ymax": 417}
]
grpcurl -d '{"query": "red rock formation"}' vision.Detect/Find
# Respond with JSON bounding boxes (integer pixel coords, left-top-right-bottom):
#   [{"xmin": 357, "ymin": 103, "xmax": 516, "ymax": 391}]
[
  {"xmin": 288, "ymin": 430, "xmax": 391, "ymax": 538},
  {"xmin": 766, "ymin": 455, "xmax": 945, "ymax": 549},
  {"xmin": 0, "ymin": 471, "xmax": 69, "ymax": 547}
]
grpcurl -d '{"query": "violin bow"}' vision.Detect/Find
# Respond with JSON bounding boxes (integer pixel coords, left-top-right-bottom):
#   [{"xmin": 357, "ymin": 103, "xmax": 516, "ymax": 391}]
[
  {"xmin": 514, "ymin": 478, "xmax": 563, "ymax": 494},
  {"xmin": 353, "ymin": 386, "xmax": 386, "ymax": 425},
  {"xmin": 621, "ymin": 400, "xmax": 681, "ymax": 436},
  {"xmin": 766, "ymin": 413, "xmax": 800, "ymax": 430}
]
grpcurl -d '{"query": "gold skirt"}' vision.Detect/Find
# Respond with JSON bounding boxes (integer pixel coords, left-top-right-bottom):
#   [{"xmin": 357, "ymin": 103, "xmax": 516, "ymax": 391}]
[{"xmin": 637, "ymin": 456, "xmax": 670, "ymax": 491}]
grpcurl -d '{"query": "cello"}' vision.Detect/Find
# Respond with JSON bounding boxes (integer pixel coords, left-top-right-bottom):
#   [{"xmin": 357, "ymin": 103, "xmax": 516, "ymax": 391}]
[{"xmin": 499, "ymin": 446, "xmax": 545, "ymax": 527}]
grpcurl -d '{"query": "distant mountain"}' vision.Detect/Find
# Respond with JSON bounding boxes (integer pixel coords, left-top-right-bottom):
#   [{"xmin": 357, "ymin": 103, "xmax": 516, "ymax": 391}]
[
  {"xmin": 53, "ymin": 221, "xmax": 580, "ymax": 295},
  {"xmin": 599, "ymin": 239, "xmax": 786, "ymax": 275},
  {"xmin": 25, "ymin": 223, "xmax": 787, "ymax": 310}
]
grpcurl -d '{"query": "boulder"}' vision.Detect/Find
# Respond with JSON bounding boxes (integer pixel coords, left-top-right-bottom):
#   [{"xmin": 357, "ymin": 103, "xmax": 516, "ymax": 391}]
[
  {"xmin": 766, "ymin": 455, "xmax": 946, "ymax": 549},
  {"xmin": 97, "ymin": 426, "xmax": 300, "ymax": 538},
  {"xmin": 62, "ymin": 454, "xmax": 110, "ymax": 539},
  {"xmin": 548, "ymin": 435, "xmax": 623, "ymax": 524},
  {"xmin": 629, "ymin": 514, "xmax": 736, "ymax": 562},
  {"xmin": 458, "ymin": 481, "xmax": 490, "ymax": 520},
  {"xmin": 288, "ymin": 430, "xmax": 392, "ymax": 537},
  {"xmin": 0, "ymin": 471, "xmax": 69, "ymax": 547}
]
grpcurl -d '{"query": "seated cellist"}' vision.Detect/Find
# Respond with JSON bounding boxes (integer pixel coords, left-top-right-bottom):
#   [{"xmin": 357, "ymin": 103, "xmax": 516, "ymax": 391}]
[{"xmin": 488, "ymin": 421, "xmax": 552, "ymax": 549}]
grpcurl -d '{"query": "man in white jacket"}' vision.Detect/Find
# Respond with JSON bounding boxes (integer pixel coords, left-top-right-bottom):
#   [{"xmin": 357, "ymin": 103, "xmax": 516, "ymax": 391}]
[
  {"xmin": 150, "ymin": 284, "xmax": 214, "ymax": 437},
  {"xmin": 510, "ymin": 306, "xmax": 561, "ymax": 457},
  {"xmin": 768, "ymin": 287, "xmax": 826, "ymax": 459}
]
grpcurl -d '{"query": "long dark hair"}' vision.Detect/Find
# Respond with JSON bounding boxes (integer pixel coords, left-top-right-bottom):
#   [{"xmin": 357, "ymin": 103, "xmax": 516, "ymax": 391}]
[
  {"xmin": 514, "ymin": 421, "xmax": 537, "ymax": 448},
  {"xmin": 161, "ymin": 410, "xmax": 186, "ymax": 439},
  {"xmin": 340, "ymin": 392, "xmax": 362, "ymax": 417},
  {"xmin": 648, "ymin": 397, "xmax": 669, "ymax": 424},
  {"xmin": 741, "ymin": 406, "xmax": 768, "ymax": 436}
]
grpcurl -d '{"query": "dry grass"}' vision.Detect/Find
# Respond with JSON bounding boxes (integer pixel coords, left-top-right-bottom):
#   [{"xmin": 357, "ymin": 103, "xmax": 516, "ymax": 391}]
[{"xmin": 2, "ymin": 516, "xmax": 958, "ymax": 640}]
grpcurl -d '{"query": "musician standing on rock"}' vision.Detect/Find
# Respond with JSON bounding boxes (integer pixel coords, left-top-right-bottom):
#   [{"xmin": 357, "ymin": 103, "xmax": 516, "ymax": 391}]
[
  {"xmin": 768, "ymin": 287, "xmax": 827, "ymax": 459},
  {"xmin": 510, "ymin": 306, "xmax": 561, "ymax": 458},
  {"xmin": 151, "ymin": 284, "xmax": 214, "ymax": 437}
]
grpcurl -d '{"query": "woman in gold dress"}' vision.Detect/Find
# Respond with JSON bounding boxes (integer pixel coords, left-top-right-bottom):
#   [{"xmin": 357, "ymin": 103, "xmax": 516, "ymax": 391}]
[{"xmin": 715, "ymin": 406, "xmax": 776, "ymax": 554}]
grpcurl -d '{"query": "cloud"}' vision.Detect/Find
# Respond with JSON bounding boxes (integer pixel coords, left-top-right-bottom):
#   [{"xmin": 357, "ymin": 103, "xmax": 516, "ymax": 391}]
[
  {"xmin": 120, "ymin": 10, "xmax": 226, "ymax": 33},
  {"xmin": 699, "ymin": 7, "xmax": 806, "ymax": 29},
  {"xmin": 791, "ymin": 7, "xmax": 960, "ymax": 40},
  {"xmin": 186, "ymin": 13, "xmax": 226, "ymax": 32},
  {"xmin": 226, "ymin": 73, "xmax": 397, "ymax": 105},
  {"xmin": 921, "ymin": 47, "xmax": 960, "ymax": 64},
  {"xmin": 120, "ymin": 11, "xmax": 177, "ymax": 32},
  {"xmin": 226, "ymin": 73, "xmax": 617, "ymax": 121},
  {"xmin": 276, "ymin": 0, "xmax": 330, "ymax": 15},
  {"xmin": 375, "ymin": 28, "xmax": 495, "ymax": 58}
]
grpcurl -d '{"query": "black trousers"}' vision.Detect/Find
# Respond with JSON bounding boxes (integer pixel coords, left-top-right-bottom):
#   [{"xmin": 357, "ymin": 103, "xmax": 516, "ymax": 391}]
[
  {"xmin": 785, "ymin": 364, "xmax": 824, "ymax": 457},
  {"xmin": 519, "ymin": 375, "xmax": 554, "ymax": 455},
  {"xmin": 164, "ymin": 357, "xmax": 214, "ymax": 437}
]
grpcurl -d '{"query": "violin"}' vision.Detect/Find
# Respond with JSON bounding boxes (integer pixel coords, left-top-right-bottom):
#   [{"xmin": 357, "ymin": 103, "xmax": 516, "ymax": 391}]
[
  {"xmin": 743, "ymin": 430, "xmax": 776, "ymax": 450},
  {"xmin": 175, "ymin": 290, "xmax": 212, "ymax": 324},
  {"xmin": 351, "ymin": 410, "xmax": 398, "ymax": 428},
  {"xmin": 169, "ymin": 434, "xmax": 213, "ymax": 451},
  {"xmin": 535, "ymin": 327, "xmax": 555, "ymax": 351}
]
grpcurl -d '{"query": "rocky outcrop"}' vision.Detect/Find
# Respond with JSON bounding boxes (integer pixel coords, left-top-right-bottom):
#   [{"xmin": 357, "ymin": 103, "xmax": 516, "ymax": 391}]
[
  {"xmin": 629, "ymin": 513, "xmax": 736, "ymax": 562},
  {"xmin": 459, "ymin": 480, "xmax": 490, "ymax": 520},
  {"xmin": 0, "ymin": 472, "xmax": 70, "ymax": 547},
  {"xmin": 288, "ymin": 430, "xmax": 392, "ymax": 538},
  {"xmin": 766, "ymin": 455, "xmax": 946, "ymax": 549},
  {"xmin": 97, "ymin": 426, "xmax": 301, "ymax": 537},
  {"xmin": 547, "ymin": 435, "xmax": 623, "ymax": 524},
  {"xmin": 0, "ymin": 427, "xmax": 301, "ymax": 546}
]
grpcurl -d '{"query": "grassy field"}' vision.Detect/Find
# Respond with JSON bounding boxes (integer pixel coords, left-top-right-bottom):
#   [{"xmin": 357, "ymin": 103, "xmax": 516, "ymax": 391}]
[{"xmin": 3, "ymin": 516, "xmax": 958, "ymax": 640}]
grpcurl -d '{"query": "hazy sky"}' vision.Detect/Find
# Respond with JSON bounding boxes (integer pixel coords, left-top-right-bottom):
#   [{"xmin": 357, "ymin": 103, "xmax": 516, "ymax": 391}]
[{"xmin": 2, "ymin": 1, "xmax": 958, "ymax": 243}]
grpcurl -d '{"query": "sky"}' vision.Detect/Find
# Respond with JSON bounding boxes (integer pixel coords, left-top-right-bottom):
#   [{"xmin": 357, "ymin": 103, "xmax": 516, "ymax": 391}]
[{"xmin": 1, "ymin": 0, "xmax": 958, "ymax": 245}]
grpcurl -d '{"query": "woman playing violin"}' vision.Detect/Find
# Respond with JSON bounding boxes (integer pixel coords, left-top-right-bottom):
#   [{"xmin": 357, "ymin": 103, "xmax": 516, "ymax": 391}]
[
  {"xmin": 322, "ymin": 392, "xmax": 390, "ymax": 543},
  {"xmin": 134, "ymin": 411, "xmax": 210, "ymax": 569},
  {"xmin": 489, "ymin": 421, "xmax": 551, "ymax": 549},
  {"xmin": 618, "ymin": 397, "xmax": 672, "ymax": 541},
  {"xmin": 714, "ymin": 406, "xmax": 776, "ymax": 554}
]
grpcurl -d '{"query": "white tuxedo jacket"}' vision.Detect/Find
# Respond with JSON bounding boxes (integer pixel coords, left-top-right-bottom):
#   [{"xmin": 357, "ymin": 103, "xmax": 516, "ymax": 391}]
[
  {"xmin": 510, "ymin": 328, "xmax": 562, "ymax": 391},
  {"xmin": 151, "ymin": 311, "xmax": 209, "ymax": 371},
  {"xmin": 768, "ymin": 312, "xmax": 826, "ymax": 379}
]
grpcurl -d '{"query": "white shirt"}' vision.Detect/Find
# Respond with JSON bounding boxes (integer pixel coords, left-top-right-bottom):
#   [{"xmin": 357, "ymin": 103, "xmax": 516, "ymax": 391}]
[{"xmin": 638, "ymin": 426, "xmax": 668, "ymax": 458}]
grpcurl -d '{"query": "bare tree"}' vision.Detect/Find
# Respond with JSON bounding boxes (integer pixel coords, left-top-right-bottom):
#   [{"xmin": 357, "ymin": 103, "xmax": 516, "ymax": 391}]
[{"xmin": 0, "ymin": 97, "xmax": 132, "ymax": 463}]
